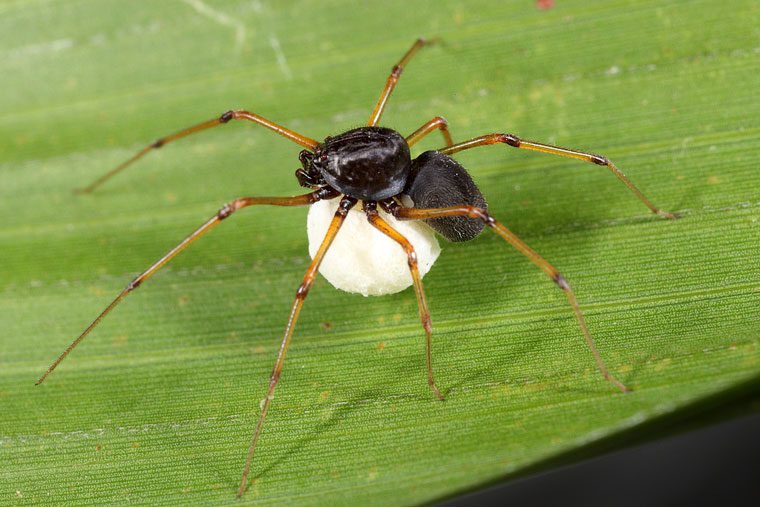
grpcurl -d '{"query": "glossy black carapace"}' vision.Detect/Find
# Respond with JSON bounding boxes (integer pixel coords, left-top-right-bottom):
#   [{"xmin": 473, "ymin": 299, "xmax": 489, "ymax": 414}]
[{"xmin": 309, "ymin": 126, "xmax": 411, "ymax": 201}]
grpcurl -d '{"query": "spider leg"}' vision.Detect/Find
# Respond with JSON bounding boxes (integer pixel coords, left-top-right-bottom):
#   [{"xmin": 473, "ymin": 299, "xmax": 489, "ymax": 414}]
[
  {"xmin": 439, "ymin": 133, "xmax": 678, "ymax": 219},
  {"xmin": 367, "ymin": 38, "xmax": 436, "ymax": 127},
  {"xmin": 389, "ymin": 203, "xmax": 631, "ymax": 393},
  {"xmin": 36, "ymin": 188, "xmax": 339, "ymax": 386},
  {"xmin": 406, "ymin": 116, "xmax": 454, "ymax": 148},
  {"xmin": 364, "ymin": 201, "xmax": 444, "ymax": 401},
  {"xmin": 78, "ymin": 110, "xmax": 320, "ymax": 193},
  {"xmin": 238, "ymin": 195, "xmax": 356, "ymax": 497}
]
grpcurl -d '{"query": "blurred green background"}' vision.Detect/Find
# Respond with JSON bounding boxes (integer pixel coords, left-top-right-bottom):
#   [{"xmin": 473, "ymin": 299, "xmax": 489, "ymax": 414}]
[{"xmin": 1, "ymin": 0, "xmax": 758, "ymax": 505}]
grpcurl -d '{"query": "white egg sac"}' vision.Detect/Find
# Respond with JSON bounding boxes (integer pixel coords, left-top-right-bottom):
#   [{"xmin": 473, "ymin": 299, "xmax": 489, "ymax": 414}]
[{"xmin": 307, "ymin": 198, "xmax": 441, "ymax": 296}]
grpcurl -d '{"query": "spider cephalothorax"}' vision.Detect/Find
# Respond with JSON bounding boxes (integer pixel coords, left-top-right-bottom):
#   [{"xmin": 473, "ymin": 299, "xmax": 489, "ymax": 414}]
[{"xmin": 311, "ymin": 126, "xmax": 411, "ymax": 200}]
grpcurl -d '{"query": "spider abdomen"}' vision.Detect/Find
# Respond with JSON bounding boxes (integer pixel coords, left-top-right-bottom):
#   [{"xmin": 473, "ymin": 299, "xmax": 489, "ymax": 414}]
[
  {"xmin": 312, "ymin": 127, "xmax": 411, "ymax": 200},
  {"xmin": 404, "ymin": 150, "xmax": 488, "ymax": 242}
]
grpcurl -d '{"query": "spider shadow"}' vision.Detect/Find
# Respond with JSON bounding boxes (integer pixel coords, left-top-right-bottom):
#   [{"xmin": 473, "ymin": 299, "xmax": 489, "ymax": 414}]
[{"xmin": 245, "ymin": 385, "xmax": 385, "ymax": 487}]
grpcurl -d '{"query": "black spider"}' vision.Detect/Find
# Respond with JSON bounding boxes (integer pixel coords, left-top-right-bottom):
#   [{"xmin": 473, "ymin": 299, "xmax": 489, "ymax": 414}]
[{"xmin": 37, "ymin": 39, "xmax": 677, "ymax": 498}]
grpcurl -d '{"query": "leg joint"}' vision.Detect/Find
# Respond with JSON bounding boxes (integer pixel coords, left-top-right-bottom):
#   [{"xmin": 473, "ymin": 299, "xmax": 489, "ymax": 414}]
[
  {"xmin": 217, "ymin": 202, "xmax": 235, "ymax": 219},
  {"xmin": 296, "ymin": 282, "xmax": 310, "ymax": 299},
  {"xmin": 407, "ymin": 249, "xmax": 418, "ymax": 268},
  {"xmin": 467, "ymin": 207, "xmax": 493, "ymax": 225},
  {"xmin": 220, "ymin": 110, "xmax": 235, "ymax": 123},
  {"xmin": 218, "ymin": 197, "xmax": 249, "ymax": 219},
  {"xmin": 552, "ymin": 272, "xmax": 570, "ymax": 290},
  {"xmin": 502, "ymin": 134, "xmax": 521, "ymax": 147},
  {"xmin": 337, "ymin": 196, "xmax": 358, "ymax": 216}
]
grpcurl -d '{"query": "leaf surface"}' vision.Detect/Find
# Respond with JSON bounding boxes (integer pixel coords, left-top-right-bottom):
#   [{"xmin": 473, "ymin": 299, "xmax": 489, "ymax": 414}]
[{"xmin": 1, "ymin": 0, "xmax": 758, "ymax": 505}]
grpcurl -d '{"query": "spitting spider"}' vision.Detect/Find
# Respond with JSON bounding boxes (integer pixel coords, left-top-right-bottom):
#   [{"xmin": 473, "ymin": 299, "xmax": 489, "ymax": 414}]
[{"xmin": 37, "ymin": 39, "xmax": 677, "ymax": 497}]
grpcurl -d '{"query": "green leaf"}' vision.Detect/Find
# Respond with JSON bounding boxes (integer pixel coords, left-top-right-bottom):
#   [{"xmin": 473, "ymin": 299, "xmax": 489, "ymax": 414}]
[{"xmin": 2, "ymin": 0, "xmax": 758, "ymax": 505}]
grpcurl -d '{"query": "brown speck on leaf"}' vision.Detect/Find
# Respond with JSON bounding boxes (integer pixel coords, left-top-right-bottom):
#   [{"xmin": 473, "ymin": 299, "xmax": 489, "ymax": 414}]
[
  {"xmin": 321, "ymin": 321, "xmax": 332, "ymax": 330},
  {"xmin": 392, "ymin": 314, "xmax": 401, "ymax": 322},
  {"xmin": 96, "ymin": 445, "xmax": 102, "ymax": 451},
  {"xmin": 132, "ymin": 442, "xmax": 139, "ymax": 449},
  {"xmin": 178, "ymin": 296, "xmax": 189, "ymax": 306},
  {"xmin": 536, "ymin": 0, "xmax": 554, "ymax": 10},
  {"xmin": 377, "ymin": 342, "xmax": 385, "ymax": 351}
]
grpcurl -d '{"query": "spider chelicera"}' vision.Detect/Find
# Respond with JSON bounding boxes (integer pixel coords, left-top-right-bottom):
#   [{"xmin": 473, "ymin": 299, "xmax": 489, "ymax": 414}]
[{"xmin": 37, "ymin": 39, "xmax": 677, "ymax": 497}]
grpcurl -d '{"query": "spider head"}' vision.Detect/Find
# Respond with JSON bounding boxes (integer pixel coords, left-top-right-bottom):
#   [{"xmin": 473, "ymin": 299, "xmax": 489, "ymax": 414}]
[{"xmin": 311, "ymin": 126, "xmax": 411, "ymax": 200}]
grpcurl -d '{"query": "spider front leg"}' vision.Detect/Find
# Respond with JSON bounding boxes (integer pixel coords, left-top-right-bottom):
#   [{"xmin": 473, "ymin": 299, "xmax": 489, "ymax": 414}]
[
  {"xmin": 389, "ymin": 203, "xmax": 631, "ymax": 393},
  {"xmin": 78, "ymin": 110, "xmax": 320, "ymax": 193},
  {"xmin": 440, "ymin": 133, "xmax": 678, "ymax": 219},
  {"xmin": 367, "ymin": 38, "xmax": 436, "ymax": 127},
  {"xmin": 365, "ymin": 201, "xmax": 444, "ymax": 401},
  {"xmin": 238, "ymin": 195, "xmax": 356, "ymax": 497},
  {"xmin": 36, "ymin": 188, "xmax": 339, "ymax": 385}
]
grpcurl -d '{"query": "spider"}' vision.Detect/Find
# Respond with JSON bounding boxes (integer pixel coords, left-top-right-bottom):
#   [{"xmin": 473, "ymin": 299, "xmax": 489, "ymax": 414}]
[{"xmin": 37, "ymin": 39, "xmax": 678, "ymax": 497}]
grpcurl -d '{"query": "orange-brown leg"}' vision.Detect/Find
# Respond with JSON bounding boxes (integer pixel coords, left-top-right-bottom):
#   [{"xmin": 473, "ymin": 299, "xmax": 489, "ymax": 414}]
[
  {"xmin": 36, "ymin": 188, "xmax": 339, "ymax": 386},
  {"xmin": 387, "ymin": 202, "xmax": 631, "ymax": 393},
  {"xmin": 238, "ymin": 195, "xmax": 356, "ymax": 497},
  {"xmin": 363, "ymin": 201, "xmax": 444, "ymax": 401},
  {"xmin": 367, "ymin": 38, "xmax": 436, "ymax": 127},
  {"xmin": 78, "ymin": 110, "xmax": 320, "ymax": 193},
  {"xmin": 405, "ymin": 116, "xmax": 454, "ymax": 148},
  {"xmin": 439, "ymin": 133, "xmax": 678, "ymax": 219}
]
